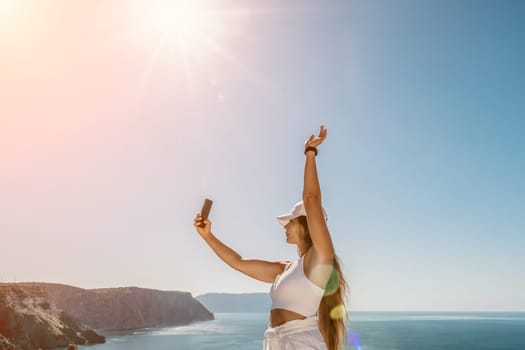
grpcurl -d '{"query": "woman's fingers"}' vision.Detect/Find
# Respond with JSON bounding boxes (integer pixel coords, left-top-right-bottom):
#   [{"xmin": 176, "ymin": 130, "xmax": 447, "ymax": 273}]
[
  {"xmin": 319, "ymin": 125, "xmax": 327, "ymax": 138},
  {"xmin": 194, "ymin": 212, "xmax": 209, "ymax": 227},
  {"xmin": 308, "ymin": 126, "xmax": 327, "ymax": 142},
  {"xmin": 194, "ymin": 213, "xmax": 204, "ymax": 226},
  {"xmin": 304, "ymin": 125, "xmax": 327, "ymax": 150},
  {"xmin": 314, "ymin": 126, "xmax": 327, "ymax": 142}
]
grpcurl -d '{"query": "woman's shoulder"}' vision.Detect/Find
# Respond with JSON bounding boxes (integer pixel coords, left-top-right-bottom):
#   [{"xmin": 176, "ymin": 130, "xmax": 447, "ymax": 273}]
[{"xmin": 282, "ymin": 259, "xmax": 296, "ymax": 272}]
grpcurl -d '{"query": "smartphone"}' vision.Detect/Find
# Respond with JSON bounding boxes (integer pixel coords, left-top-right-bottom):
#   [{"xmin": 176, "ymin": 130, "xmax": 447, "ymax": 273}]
[{"xmin": 199, "ymin": 198, "xmax": 213, "ymax": 227}]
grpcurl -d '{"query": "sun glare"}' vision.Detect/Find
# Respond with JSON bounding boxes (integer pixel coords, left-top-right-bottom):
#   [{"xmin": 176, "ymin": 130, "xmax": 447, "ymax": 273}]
[
  {"xmin": 112, "ymin": 1, "xmax": 281, "ymax": 94},
  {"xmin": 0, "ymin": 0, "xmax": 14, "ymax": 19},
  {"xmin": 147, "ymin": 1, "xmax": 214, "ymax": 44}
]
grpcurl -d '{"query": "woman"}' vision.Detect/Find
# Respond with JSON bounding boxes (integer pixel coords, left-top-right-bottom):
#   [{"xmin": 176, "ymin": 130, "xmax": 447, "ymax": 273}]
[{"xmin": 193, "ymin": 125, "xmax": 349, "ymax": 350}]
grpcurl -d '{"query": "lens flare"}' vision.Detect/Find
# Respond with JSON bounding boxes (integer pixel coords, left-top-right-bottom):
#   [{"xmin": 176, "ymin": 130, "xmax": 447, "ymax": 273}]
[
  {"xmin": 347, "ymin": 329, "xmax": 362, "ymax": 350},
  {"xmin": 323, "ymin": 267, "xmax": 340, "ymax": 296},
  {"xmin": 329, "ymin": 304, "xmax": 346, "ymax": 320},
  {"xmin": 146, "ymin": 0, "xmax": 214, "ymax": 44}
]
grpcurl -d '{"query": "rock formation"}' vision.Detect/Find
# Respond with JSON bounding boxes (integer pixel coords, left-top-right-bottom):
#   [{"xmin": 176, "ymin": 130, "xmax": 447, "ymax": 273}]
[
  {"xmin": 0, "ymin": 284, "xmax": 105, "ymax": 350},
  {"xmin": 34, "ymin": 283, "xmax": 214, "ymax": 330},
  {"xmin": 0, "ymin": 282, "xmax": 214, "ymax": 349}
]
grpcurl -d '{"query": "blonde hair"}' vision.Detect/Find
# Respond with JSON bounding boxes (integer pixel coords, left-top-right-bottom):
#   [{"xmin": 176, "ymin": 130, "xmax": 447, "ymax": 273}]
[{"xmin": 297, "ymin": 215, "xmax": 349, "ymax": 350}]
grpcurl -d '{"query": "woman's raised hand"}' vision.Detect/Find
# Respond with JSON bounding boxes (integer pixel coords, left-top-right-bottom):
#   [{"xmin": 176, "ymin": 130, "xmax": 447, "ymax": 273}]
[
  {"xmin": 305, "ymin": 125, "xmax": 328, "ymax": 150},
  {"xmin": 194, "ymin": 213, "xmax": 212, "ymax": 238}
]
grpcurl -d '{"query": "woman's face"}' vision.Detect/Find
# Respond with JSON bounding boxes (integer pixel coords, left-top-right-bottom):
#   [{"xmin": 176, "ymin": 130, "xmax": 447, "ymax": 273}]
[{"xmin": 284, "ymin": 217, "xmax": 304, "ymax": 244}]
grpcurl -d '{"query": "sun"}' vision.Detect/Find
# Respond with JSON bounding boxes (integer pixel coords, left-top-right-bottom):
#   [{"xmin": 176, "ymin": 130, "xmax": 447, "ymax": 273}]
[
  {"xmin": 111, "ymin": 1, "xmax": 280, "ymax": 94},
  {"xmin": 146, "ymin": 1, "xmax": 216, "ymax": 46}
]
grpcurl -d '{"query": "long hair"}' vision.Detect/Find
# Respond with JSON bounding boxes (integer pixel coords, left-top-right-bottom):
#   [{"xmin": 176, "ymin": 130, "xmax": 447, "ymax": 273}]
[{"xmin": 297, "ymin": 215, "xmax": 349, "ymax": 350}]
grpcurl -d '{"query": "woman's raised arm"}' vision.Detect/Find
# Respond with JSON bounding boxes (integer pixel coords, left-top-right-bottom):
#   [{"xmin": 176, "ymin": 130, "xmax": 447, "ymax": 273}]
[
  {"xmin": 302, "ymin": 125, "xmax": 335, "ymax": 262},
  {"xmin": 193, "ymin": 213, "xmax": 288, "ymax": 283}
]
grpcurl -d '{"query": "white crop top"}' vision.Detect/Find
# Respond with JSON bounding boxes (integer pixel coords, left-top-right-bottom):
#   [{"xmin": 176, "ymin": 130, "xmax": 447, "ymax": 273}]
[{"xmin": 270, "ymin": 255, "xmax": 325, "ymax": 317}]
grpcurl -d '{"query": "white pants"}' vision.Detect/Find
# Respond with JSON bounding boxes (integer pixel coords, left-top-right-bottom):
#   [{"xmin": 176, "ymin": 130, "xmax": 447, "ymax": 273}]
[{"xmin": 263, "ymin": 316, "xmax": 327, "ymax": 350}]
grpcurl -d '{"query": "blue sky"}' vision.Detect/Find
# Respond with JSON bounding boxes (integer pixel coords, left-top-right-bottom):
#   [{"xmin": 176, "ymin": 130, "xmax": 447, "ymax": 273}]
[{"xmin": 1, "ymin": 0, "xmax": 524, "ymax": 310}]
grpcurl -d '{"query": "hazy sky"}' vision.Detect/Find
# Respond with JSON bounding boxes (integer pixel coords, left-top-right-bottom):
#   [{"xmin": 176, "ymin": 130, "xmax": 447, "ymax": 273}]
[{"xmin": 1, "ymin": 0, "xmax": 524, "ymax": 311}]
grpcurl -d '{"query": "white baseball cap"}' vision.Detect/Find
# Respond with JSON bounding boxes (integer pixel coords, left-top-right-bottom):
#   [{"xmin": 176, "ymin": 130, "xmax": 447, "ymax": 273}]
[{"xmin": 276, "ymin": 201, "xmax": 328, "ymax": 226}]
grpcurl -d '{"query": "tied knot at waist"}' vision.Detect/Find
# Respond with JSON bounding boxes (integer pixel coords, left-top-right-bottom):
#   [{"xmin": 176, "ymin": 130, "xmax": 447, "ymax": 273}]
[{"xmin": 265, "ymin": 316, "xmax": 319, "ymax": 338}]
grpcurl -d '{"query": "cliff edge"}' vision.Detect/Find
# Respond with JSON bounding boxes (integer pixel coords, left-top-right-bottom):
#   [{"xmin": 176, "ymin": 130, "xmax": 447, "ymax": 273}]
[
  {"xmin": 0, "ymin": 284, "xmax": 105, "ymax": 350},
  {"xmin": 18, "ymin": 283, "xmax": 215, "ymax": 331}
]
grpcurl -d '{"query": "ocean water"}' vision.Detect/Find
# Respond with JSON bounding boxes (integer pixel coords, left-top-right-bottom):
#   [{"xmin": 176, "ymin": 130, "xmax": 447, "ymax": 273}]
[{"xmin": 79, "ymin": 312, "xmax": 525, "ymax": 350}]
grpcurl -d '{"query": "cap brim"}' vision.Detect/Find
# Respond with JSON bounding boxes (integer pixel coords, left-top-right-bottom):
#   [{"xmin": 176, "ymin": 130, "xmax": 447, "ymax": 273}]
[{"xmin": 276, "ymin": 214, "xmax": 294, "ymax": 226}]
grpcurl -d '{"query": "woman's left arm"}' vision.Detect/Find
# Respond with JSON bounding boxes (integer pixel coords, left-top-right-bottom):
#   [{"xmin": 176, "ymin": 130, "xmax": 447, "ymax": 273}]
[{"xmin": 302, "ymin": 125, "xmax": 335, "ymax": 262}]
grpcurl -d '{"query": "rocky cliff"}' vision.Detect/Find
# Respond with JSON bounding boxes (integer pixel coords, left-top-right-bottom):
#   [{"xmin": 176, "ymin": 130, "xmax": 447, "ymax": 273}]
[
  {"xmin": 0, "ymin": 284, "xmax": 105, "ymax": 350},
  {"xmin": 21, "ymin": 283, "xmax": 214, "ymax": 331}
]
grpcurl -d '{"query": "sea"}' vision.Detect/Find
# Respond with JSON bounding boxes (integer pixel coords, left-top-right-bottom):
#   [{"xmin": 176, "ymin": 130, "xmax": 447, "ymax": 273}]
[{"xmin": 78, "ymin": 312, "xmax": 525, "ymax": 350}]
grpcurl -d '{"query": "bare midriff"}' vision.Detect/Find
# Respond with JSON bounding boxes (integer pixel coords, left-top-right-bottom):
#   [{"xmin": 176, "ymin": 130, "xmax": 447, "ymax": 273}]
[{"xmin": 270, "ymin": 308, "xmax": 306, "ymax": 327}]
